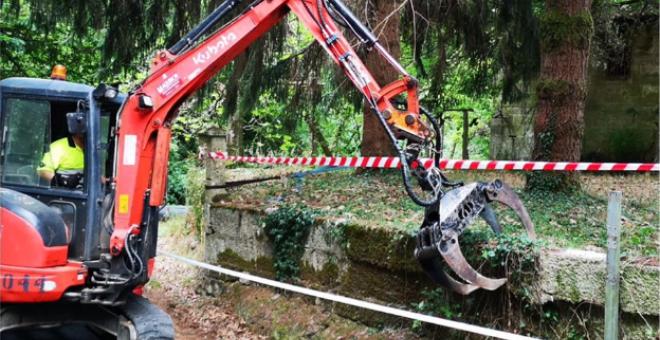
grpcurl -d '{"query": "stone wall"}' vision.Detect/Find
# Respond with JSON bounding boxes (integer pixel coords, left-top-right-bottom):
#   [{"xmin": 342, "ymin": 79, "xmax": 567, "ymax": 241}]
[
  {"xmin": 582, "ymin": 22, "xmax": 659, "ymax": 163},
  {"xmin": 490, "ymin": 21, "xmax": 659, "ymax": 162},
  {"xmin": 490, "ymin": 100, "xmax": 536, "ymax": 161},
  {"xmin": 204, "ymin": 204, "xmax": 659, "ymax": 339}
]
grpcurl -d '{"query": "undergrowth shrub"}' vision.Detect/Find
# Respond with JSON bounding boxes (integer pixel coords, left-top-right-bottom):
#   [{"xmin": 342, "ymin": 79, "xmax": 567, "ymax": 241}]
[
  {"xmin": 413, "ymin": 229, "xmax": 543, "ymax": 338},
  {"xmin": 264, "ymin": 205, "xmax": 315, "ymax": 281},
  {"xmin": 185, "ymin": 164, "xmax": 205, "ymax": 239},
  {"xmin": 166, "ymin": 140, "xmax": 194, "ymax": 205},
  {"xmin": 525, "ymin": 171, "xmax": 579, "ymax": 193}
]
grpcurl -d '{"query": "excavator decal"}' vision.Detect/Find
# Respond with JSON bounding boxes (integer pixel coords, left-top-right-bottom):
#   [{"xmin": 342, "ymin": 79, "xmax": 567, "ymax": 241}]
[{"xmin": 193, "ymin": 33, "xmax": 238, "ymax": 65}]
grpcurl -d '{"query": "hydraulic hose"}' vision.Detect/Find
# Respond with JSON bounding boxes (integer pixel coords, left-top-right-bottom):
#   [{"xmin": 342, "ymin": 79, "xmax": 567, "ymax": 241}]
[
  {"xmin": 168, "ymin": 0, "xmax": 242, "ymax": 55},
  {"xmin": 322, "ymin": 0, "xmax": 349, "ymax": 29},
  {"xmin": 420, "ymin": 106, "xmax": 442, "ymax": 168},
  {"xmin": 420, "ymin": 106, "xmax": 463, "ymax": 188},
  {"xmin": 317, "ymin": 0, "xmax": 330, "ymax": 29},
  {"xmin": 325, "ymin": 0, "xmax": 378, "ymax": 46},
  {"xmin": 366, "ymin": 98, "xmax": 438, "ymax": 207}
]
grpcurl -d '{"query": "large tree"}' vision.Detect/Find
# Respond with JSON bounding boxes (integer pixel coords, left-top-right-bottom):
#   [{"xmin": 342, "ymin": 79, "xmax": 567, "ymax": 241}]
[
  {"xmin": 359, "ymin": 0, "xmax": 403, "ymax": 157},
  {"xmin": 359, "ymin": 0, "xmax": 542, "ymax": 157},
  {"xmin": 530, "ymin": 0, "xmax": 594, "ymax": 190}
]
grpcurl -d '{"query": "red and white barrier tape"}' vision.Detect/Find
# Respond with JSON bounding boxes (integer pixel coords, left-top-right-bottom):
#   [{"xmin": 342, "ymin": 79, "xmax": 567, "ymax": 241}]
[{"xmin": 204, "ymin": 151, "xmax": 660, "ymax": 172}]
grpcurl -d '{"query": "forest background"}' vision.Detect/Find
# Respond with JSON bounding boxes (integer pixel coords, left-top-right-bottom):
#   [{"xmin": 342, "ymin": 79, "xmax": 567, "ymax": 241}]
[{"xmin": 0, "ymin": 0, "xmax": 657, "ymax": 204}]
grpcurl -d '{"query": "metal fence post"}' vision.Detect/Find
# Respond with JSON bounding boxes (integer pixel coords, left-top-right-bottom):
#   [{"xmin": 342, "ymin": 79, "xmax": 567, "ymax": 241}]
[
  {"xmin": 605, "ymin": 191, "xmax": 622, "ymax": 340},
  {"xmin": 462, "ymin": 109, "xmax": 469, "ymax": 160}
]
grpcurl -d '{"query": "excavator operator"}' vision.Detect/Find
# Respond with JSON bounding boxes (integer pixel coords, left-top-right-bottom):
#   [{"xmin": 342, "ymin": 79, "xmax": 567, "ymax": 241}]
[{"xmin": 37, "ymin": 133, "xmax": 85, "ymax": 189}]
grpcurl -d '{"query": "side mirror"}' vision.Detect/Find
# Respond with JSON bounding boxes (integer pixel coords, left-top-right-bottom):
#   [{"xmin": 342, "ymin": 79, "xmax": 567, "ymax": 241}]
[{"xmin": 67, "ymin": 110, "xmax": 88, "ymax": 134}]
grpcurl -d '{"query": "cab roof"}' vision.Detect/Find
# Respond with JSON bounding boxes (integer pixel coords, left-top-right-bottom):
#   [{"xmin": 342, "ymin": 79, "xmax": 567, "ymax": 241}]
[{"xmin": 0, "ymin": 78, "xmax": 125, "ymax": 105}]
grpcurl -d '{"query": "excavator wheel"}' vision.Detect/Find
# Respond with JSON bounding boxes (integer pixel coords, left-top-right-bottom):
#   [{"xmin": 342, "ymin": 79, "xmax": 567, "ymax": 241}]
[{"xmin": 117, "ymin": 294, "xmax": 175, "ymax": 340}]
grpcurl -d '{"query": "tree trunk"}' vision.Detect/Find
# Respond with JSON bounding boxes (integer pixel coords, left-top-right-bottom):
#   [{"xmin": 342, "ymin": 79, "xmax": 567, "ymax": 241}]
[
  {"xmin": 224, "ymin": 51, "xmax": 249, "ymax": 155},
  {"xmin": 528, "ymin": 0, "xmax": 593, "ymax": 191},
  {"xmin": 360, "ymin": 0, "xmax": 402, "ymax": 157},
  {"xmin": 431, "ymin": 31, "xmax": 447, "ymax": 99},
  {"xmin": 306, "ymin": 114, "xmax": 333, "ymax": 157}
]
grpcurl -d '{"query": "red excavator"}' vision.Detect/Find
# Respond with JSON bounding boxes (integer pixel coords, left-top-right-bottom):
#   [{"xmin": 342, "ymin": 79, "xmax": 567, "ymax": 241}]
[{"xmin": 0, "ymin": 0, "xmax": 535, "ymax": 338}]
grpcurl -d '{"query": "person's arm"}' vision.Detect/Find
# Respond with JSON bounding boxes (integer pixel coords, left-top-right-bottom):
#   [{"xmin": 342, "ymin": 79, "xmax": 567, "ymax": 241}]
[
  {"xmin": 38, "ymin": 169, "xmax": 55, "ymax": 181},
  {"xmin": 37, "ymin": 151, "xmax": 56, "ymax": 182}
]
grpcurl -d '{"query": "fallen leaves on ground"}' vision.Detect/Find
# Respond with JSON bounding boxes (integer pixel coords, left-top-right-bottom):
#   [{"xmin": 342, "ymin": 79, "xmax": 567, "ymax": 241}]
[{"xmin": 145, "ymin": 226, "xmax": 266, "ymax": 340}]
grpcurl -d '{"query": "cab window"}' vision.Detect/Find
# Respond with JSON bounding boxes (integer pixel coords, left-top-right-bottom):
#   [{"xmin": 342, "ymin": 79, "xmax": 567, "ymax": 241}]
[
  {"xmin": 1, "ymin": 97, "xmax": 86, "ymax": 190},
  {"xmin": 1, "ymin": 98, "xmax": 51, "ymax": 187}
]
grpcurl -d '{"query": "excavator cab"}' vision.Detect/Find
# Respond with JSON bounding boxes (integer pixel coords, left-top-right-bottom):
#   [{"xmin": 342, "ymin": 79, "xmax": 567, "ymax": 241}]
[
  {"xmin": 0, "ymin": 74, "xmax": 174, "ymax": 339},
  {"xmin": 0, "ymin": 77, "xmax": 121, "ymax": 261}
]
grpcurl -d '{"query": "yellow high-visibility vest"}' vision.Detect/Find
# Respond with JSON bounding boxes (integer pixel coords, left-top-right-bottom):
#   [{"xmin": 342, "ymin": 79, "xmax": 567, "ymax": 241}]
[{"xmin": 38, "ymin": 137, "xmax": 84, "ymax": 173}]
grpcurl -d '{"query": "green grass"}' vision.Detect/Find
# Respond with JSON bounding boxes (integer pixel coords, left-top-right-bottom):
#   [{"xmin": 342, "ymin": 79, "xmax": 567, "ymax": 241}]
[
  {"xmin": 500, "ymin": 190, "xmax": 658, "ymax": 256},
  {"xmin": 158, "ymin": 214, "xmax": 187, "ymax": 238},
  {"xmin": 220, "ymin": 169, "xmax": 659, "ymax": 257}
]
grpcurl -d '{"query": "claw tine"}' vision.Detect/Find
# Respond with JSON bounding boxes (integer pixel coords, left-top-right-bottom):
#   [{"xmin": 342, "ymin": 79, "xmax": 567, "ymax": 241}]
[
  {"xmin": 486, "ymin": 181, "xmax": 537, "ymax": 239},
  {"xmin": 418, "ymin": 258, "xmax": 480, "ymax": 295},
  {"xmin": 479, "ymin": 204, "xmax": 502, "ymax": 234},
  {"xmin": 439, "ymin": 232, "xmax": 507, "ymax": 291}
]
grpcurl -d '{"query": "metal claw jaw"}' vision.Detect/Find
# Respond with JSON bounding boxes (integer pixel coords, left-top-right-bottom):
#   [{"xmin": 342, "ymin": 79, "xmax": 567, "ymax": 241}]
[{"xmin": 415, "ymin": 180, "xmax": 536, "ymax": 295}]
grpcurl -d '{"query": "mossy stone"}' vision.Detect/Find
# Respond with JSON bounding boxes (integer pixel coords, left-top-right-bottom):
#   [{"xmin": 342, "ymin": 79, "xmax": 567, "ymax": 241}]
[
  {"xmin": 344, "ymin": 223, "xmax": 419, "ymax": 272},
  {"xmin": 216, "ymin": 249, "xmax": 276, "ymax": 279}
]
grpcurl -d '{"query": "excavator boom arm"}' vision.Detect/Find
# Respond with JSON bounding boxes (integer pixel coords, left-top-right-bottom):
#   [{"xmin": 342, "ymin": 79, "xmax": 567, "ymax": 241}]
[
  {"xmin": 112, "ymin": 0, "xmax": 429, "ymax": 255},
  {"xmin": 108, "ymin": 0, "xmax": 535, "ymax": 297}
]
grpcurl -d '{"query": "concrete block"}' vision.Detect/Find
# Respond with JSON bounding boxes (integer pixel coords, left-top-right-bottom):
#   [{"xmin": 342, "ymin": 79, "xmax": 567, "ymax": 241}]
[
  {"xmin": 204, "ymin": 205, "xmax": 659, "ymax": 338},
  {"xmin": 536, "ymin": 249, "xmax": 659, "ymax": 316}
]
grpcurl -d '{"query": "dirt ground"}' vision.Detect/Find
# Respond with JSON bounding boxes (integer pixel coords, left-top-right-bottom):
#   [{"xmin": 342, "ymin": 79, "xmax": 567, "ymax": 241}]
[
  {"xmin": 145, "ymin": 217, "xmax": 422, "ymax": 340},
  {"xmin": 145, "ymin": 221, "xmax": 265, "ymax": 340}
]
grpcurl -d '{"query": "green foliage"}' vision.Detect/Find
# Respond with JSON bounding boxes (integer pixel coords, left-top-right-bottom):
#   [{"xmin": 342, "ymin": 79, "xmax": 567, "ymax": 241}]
[
  {"xmin": 264, "ymin": 205, "xmax": 316, "ymax": 281},
  {"xmin": 526, "ymin": 172, "xmax": 576, "ymax": 193},
  {"xmin": 540, "ymin": 10, "xmax": 594, "ymax": 53},
  {"xmin": 457, "ymin": 228, "xmax": 540, "ymax": 287},
  {"xmin": 1, "ymin": 0, "xmax": 541, "ymax": 161},
  {"xmin": 323, "ymin": 221, "xmax": 349, "ymax": 250},
  {"xmin": 401, "ymin": 0, "xmax": 543, "ymax": 104},
  {"xmin": 166, "ymin": 140, "xmax": 195, "ymax": 205},
  {"xmin": 2, "ymin": 0, "xmax": 223, "ymax": 76},
  {"xmin": 591, "ymin": 0, "xmax": 658, "ymax": 73},
  {"xmin": 478, "ymin": 232, "xmax": 539, "ymax": 271},
  {"xmin": 412, "ymin": 287, "xmax": 462, "ymax": 319},
  {"xmin": 608, "ymin": 127, "xmax": 647, "ymax": 162},
  {"xmin": 0, "ymin": 2, "xmax": 105, "ymax": 83},
  {"xmin": 5, "ymin": 0, "xmax": 633, "ymax": 168},
  {"xmin": 185, "ymin": 163, "xmax": 206, "ymax": 239}
]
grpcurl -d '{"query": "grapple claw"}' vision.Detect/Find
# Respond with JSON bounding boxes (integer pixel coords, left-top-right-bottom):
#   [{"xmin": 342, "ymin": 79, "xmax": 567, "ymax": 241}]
[
  {"xmin": 479, "ymin": 203, "xmax": 502, "ymax": 234},
  {"xmin": 417, "ymin": 257, "xmax": 480, "ymax": 295},
  {"xmin": 484, "ymin": 180, "xmax": 536, "ymax": 239},
  {"xmin": 415, "ymin": 179, "xmax": 536, "ymax": 295},
  {"xmin": 438, "ymin": 230, "xmax": 507, "ymax": 291}
]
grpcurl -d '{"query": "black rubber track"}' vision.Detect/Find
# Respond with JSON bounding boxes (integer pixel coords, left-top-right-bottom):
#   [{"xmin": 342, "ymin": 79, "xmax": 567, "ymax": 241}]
[{"xmin": 121, "ymin": 294, "xmax": 175, "ymax": 340}]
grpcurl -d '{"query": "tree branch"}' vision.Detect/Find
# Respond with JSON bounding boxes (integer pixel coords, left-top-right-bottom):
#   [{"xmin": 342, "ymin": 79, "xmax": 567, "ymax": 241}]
[{"xmin": 0, "ymin": 49, "xmax": 30, "ymax": 77}]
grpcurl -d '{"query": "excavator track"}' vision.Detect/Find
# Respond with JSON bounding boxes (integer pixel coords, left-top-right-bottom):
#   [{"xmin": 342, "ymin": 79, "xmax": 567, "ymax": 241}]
[
  {"xmin": 118, "ymin": 294, "xmax": 175, "ymax": 340},
  {"xmin": 0, "ymin": 294, "xmax": 173, "ymax": 340}
]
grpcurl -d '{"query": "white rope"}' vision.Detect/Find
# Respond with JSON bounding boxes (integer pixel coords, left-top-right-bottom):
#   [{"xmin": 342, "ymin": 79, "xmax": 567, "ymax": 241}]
[{"xmin": 159, "ymin": 251, "xmax": 542, "ymax": 340}]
